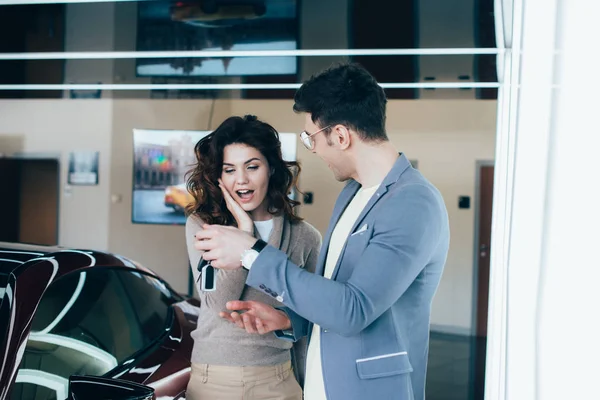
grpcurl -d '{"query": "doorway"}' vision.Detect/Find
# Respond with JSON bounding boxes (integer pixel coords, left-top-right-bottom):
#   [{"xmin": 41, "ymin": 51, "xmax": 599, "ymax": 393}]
[
  {"xmin": 0, "ymin": 157, "xmax": 60, "ymax": 245},
  {"xmin": 475, "ymin": 162, "xmax": 494, "ymax": 337},
  {"xmin": 471, "ymin": 161, "xmax": 494, "ymax": 400}
]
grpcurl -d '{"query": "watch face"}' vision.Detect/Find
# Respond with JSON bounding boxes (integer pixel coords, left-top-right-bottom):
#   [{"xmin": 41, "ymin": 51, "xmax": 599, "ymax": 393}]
[{"xmin": 243, "ymin": 249, "xmax": 259, "ymax": 268}]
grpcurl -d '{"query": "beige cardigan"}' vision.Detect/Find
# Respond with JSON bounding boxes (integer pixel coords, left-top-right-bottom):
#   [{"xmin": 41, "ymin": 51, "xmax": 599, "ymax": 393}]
[{"xmin": 185, "ymin": 213, "xmax": 321, "ymax": 381}]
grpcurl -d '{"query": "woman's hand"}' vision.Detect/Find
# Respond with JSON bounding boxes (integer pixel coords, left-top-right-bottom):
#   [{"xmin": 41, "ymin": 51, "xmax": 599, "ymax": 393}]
[{"xmin": 219, "ymin": 179, "xmax": 254, "ymax": 233}]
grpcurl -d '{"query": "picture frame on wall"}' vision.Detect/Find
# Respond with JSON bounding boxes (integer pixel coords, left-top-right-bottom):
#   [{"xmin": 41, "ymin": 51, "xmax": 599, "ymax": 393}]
[{"xmin": 68, "ymin": 151, "xmax": 99, "ymax": 186}]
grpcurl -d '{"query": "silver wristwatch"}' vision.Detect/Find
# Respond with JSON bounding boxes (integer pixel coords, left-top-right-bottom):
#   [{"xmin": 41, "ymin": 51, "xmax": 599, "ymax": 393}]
[{"xmin": 241, "ymin": 239, "xmax": 267, "ymax": 270}]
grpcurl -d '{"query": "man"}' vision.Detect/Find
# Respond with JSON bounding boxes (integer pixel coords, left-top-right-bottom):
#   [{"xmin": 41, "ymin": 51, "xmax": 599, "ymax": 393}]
[{"xmin": 194, "ymin": 63, "xmax": 449, "ymax": 400}]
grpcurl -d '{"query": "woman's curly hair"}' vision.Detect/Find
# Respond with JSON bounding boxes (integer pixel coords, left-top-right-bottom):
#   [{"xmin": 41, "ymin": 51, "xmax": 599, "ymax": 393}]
[{"xmin": 185, "ymin": 115, "xmax": 302, "ymax": 225}]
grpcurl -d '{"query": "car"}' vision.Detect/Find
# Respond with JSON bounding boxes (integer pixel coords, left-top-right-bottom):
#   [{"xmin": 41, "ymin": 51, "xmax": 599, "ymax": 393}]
[
  {"xmin": 164, "ymin": 183, "xmax": 194, "ymax": 213},
  {"xmin": 0, "ymin": 242, "xmax": 200, "ymax": 400}
]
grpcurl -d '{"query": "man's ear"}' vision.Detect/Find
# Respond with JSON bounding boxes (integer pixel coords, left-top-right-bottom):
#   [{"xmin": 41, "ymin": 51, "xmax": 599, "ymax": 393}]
[{"xmin": 335, "ymin": 125, "xmax": 352, "ymax": 150}]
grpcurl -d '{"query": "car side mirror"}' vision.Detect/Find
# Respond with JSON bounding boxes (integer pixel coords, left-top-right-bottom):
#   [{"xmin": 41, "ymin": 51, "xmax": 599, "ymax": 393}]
[{"xmin": 69, "ymin": 375, "xmax": 156, "ymax": 400}]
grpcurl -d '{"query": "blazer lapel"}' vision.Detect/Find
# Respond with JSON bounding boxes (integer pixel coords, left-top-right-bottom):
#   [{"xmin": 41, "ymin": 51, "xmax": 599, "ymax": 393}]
[
  {"xmin": 330, "ymin": 154, "xmax": 412, "ymax": 280},
  {"xmin": 315, "ymin": 181, "xmax": 360, "ymax": 276},
  {"xmin": 329, "ymin": 184, "xmax": 389, "ymax": 280}
]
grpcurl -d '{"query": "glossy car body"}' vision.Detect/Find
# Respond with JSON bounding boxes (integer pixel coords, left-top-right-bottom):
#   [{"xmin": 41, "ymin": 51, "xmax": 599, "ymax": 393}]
[
  {"xmin": 0, "ymin": 242, "xmax": 199, "ymax": 400},
  {"xmin": 164, "ymin": 183, "xmax": 193, "ymax": 213}
]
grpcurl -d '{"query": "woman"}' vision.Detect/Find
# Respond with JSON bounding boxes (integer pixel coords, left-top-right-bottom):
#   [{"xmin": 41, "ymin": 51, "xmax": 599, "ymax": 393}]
[{"xmin": 185, "ymin": 115, "xmax": 321, "ymax": 400}]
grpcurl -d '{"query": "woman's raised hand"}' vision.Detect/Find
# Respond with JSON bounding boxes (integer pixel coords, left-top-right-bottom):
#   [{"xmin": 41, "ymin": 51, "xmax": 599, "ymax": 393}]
[{"xmin": 218, "ymin": 179, "xmax": 254, "ymax": 234}]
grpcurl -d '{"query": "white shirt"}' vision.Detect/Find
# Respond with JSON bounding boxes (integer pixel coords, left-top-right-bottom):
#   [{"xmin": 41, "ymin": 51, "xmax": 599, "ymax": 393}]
[
  {"xmin": 254, "ymin": 218, "xmax": 274, "ymax": 241},
  {"xmin": 304, "ymin": 184, "xmax": 380, "ymax": 400}
]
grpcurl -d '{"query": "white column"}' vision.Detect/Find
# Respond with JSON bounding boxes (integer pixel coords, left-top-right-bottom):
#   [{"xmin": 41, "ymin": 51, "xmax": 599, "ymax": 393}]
[
  {"xmin": 536, "ymin": 0, "xmax": 600, "ymax": 398},
  {"xmin": 488, "ymin": 0, "xmax": 600, "ymax": 398},
  {"xmin": 504, "ymin": 0, "xmax": 558, "ymax": 397}
]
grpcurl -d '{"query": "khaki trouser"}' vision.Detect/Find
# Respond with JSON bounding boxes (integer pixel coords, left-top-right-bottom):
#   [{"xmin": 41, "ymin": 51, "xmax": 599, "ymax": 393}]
[{"xmin": 186, "ymin": 361, "xmax": 303, "ymax": 400}]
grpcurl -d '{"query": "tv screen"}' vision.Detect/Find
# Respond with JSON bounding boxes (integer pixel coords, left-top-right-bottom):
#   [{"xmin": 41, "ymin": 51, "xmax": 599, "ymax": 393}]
[
  {"xmin": 132, "ymin": 128, "xmax": 298, "ymax": 225},
  {"xmin": 136, "ymin": 0, "xmax": 298, "ymax": 77}
]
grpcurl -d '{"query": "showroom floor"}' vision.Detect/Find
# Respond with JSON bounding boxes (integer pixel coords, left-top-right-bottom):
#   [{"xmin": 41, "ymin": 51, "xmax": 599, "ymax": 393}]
[{"xmin": 426, "ymin": 333, "xmax": 487, "ymax": 400}]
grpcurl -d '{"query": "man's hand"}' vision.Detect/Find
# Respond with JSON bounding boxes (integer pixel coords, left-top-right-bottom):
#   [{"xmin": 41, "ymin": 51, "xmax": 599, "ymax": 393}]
[
  {"xmin": 219, "ymin": 300, "xmax": 292, "ymax": 335},
  {"xmin": 194, "ymin": 224, "xmax": 257, "ymax": 270}
]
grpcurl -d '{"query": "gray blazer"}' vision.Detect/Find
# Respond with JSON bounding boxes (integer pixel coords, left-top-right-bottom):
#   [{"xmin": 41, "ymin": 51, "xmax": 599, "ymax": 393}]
[{"xmin": 246, "ymin": 154, "xmax": 449, "ymax": 400}]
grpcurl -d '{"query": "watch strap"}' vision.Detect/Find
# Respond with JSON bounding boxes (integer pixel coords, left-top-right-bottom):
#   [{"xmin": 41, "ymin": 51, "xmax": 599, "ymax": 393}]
[{"xmin": 251, "ymin": 238, "xmax": 268, "ymax": 253}]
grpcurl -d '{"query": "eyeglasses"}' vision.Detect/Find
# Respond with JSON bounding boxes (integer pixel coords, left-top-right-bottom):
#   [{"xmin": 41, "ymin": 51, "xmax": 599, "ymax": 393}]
[{"xmin": 299, "ymin": 125, "xmax": 332, "ymax": 150}]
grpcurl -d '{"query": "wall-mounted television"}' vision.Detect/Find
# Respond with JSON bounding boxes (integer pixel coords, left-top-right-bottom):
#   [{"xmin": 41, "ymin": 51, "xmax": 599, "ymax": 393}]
[
  {"xmin": 135, "ymin": 0, "xmax": 299, "ymax": 77},
  {"xmin": 132, "ymin": 128, "xmax": 298, "ymax": 225}
]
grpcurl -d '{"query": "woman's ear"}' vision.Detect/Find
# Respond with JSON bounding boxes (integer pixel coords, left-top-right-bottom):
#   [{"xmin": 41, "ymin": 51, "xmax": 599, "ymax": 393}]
[{"xmin": 270, "ymin": 168, "xmax": 275, "ymax": 176}]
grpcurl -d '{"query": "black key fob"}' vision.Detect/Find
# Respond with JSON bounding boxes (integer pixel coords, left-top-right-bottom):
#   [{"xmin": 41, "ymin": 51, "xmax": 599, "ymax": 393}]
[{"xmin": 198, "ymin": 258, "xmax": 216, "ymax": 292}]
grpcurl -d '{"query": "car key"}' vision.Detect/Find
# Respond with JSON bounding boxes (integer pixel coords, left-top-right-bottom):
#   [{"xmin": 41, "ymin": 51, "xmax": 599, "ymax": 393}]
[{"xmin": 198, "ymin": 258, "xmax": 216, "ymax": 292}]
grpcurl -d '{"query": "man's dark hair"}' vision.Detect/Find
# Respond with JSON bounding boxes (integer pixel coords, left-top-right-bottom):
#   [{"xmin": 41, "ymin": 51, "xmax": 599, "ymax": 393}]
[{"xmin": 293, "ymin": 62, "xmax": 388, "ymax": 142}]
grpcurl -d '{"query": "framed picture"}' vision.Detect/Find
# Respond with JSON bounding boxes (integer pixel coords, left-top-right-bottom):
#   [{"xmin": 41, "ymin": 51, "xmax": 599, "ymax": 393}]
[{"xmin": 68, "ymin": 151, "xmax": 99, "ymax": 185}]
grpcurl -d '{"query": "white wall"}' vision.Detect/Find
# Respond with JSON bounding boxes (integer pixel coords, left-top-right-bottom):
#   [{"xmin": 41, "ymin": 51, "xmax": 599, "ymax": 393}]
[
  {"xmin": 0, "ymin": 100, "xmax": 113, "ymax": 250},
  {"xmin": 107, "ymin": 100, "xmax": 233, "ymax": 292},
  {"xmin": 0, "ymin": 99, "xmax": 497, "ymax": 333},
  {"xmin": 386, "ymin": 101, "xmax": 497, "ymax": 333}
]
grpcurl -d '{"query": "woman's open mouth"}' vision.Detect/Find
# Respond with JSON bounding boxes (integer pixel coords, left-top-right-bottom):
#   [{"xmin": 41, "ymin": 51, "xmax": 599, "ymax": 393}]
[{"xmin": 236, "ymin": 189, "xmax": 255, "ymax": 203}]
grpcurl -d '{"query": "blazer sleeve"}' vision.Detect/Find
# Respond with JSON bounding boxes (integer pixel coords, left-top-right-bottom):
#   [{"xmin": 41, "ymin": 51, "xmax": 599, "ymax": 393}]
[
  {"xmin": 274, "ymin": 227, "xmax": 322, "ymax": 341},
  {"xmin": 247, "ymin": 184, "xmax": 445, "ymax": 337}
]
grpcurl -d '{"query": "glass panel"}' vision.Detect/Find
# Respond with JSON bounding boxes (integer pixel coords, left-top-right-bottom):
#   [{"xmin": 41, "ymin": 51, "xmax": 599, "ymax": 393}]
[
  {"xmin": 136, "ymin": 0, "xmax": 298, "ymax": 77},
  {"xmin": 0, "ymin": 0, "xmax": 497, "ymax": 99}
]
